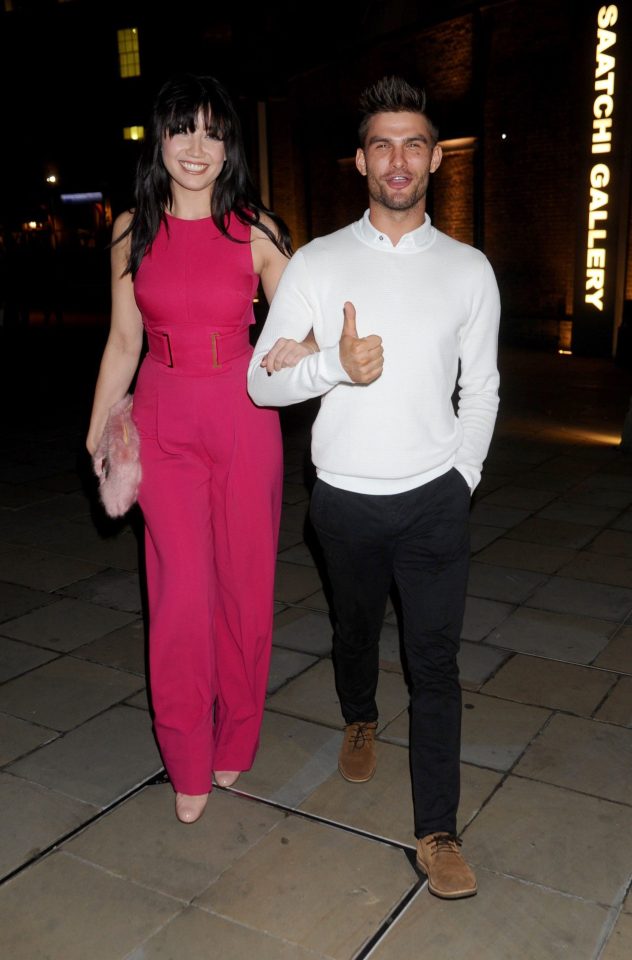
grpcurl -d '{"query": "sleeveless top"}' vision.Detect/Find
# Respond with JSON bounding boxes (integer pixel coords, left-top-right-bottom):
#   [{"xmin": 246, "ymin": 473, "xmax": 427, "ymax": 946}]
[{"xmin": 133, "ymin": 214, "xmax": 258, "ymax": 333}]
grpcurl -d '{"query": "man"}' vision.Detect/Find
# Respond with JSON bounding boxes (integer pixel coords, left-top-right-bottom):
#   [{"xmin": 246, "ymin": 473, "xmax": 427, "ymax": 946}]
[{"xmin": 247, "ymin": 76, "xmax": 500, "ymax": 899}]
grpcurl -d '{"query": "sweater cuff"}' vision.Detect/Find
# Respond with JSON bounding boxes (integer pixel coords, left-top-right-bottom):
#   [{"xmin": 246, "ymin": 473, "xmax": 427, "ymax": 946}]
[{"xmin": 319, "ymin": 344, "xmax": 353, "ymax": 385}]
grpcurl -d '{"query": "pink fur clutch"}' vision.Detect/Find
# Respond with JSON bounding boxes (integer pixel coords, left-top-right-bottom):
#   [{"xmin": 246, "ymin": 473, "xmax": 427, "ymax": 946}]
[{"xmin": 93, "ymin": 394, "xmax": 142, "ymax": 518}]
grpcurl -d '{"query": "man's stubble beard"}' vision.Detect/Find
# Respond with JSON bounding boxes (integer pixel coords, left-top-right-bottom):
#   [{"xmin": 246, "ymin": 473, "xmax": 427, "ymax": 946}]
[{"xmin": 367, "ymin": 174, "xmax": 428, "ymax": 213}]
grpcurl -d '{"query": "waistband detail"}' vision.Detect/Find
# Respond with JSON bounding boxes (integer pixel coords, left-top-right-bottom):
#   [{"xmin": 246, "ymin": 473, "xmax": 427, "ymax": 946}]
[{"xmin": 146, "ymin": 326, "xmax": 251, "ymax": 374}]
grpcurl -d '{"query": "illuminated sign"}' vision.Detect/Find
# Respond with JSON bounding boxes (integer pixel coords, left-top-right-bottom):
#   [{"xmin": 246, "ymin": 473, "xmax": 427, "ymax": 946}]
[
  {"xmin": 60, "ymin": 192, "xmax": 104, "ymax": 204},
  {"xmin": 584, "ymin": 4, "xmax": 618, "ymax": 311}
]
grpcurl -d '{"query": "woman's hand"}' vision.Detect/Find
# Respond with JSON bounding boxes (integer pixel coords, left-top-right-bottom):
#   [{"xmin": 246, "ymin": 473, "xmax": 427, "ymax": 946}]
[{"xmin": 261, "ymin": 336, "xmax": 317, "ymax": 374}]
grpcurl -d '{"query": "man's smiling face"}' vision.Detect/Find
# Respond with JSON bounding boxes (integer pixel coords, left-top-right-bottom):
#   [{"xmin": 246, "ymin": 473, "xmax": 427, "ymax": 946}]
[{"xmin": 356, "ymin": 111, "xmax": 442, "ymax": 212}]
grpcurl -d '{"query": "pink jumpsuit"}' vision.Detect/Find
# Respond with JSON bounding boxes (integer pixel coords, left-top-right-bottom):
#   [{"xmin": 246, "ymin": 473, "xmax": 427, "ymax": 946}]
[{"xmin": 131, "ymin": 213, "xmax": 283, "ymax": 795}]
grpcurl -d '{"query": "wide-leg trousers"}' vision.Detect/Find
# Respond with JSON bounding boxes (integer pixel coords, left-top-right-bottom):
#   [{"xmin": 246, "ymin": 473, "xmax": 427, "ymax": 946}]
[
  {"xmin": 132, "ymin": 353, "xmax": 282, "ymax": 795},
  {"xmin": 309, "ymin": 469, "xmax": 471, "ymax": 837}
]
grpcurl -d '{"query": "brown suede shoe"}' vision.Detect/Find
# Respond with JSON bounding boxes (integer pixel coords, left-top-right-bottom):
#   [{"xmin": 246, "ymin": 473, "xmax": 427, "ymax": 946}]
[
  {"xmin": 416, "ymin": 832, "xmax": 477, "ymax": 899},
  {"xmin": 338, "ymin": 721, "xmax": 378, "ymax": 782}
]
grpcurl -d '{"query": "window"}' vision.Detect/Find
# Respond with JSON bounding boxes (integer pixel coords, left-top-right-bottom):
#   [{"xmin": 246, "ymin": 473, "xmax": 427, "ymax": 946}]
[
  {"xmin": 117, "ymin": 28, "xmax": 140, "ymax": 78},
  {"xmin": 123, "ymin": 126, "xmax": 145, "ymax": 141}
]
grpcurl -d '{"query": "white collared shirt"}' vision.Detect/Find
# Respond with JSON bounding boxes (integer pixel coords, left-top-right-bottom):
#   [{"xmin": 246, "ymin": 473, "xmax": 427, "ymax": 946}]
[{"xmin": 353, "ymin": 208, "xmax": 436, "ymax": 253}]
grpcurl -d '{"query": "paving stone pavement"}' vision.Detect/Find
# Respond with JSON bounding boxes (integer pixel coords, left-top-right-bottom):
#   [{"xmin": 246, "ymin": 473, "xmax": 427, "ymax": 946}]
[{"xmin": 1, "ymin": 331, "xmax": 632, "ymax": 959}]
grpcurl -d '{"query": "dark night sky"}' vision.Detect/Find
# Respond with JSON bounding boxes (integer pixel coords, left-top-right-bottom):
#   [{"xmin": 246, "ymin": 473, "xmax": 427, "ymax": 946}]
[{"xmin": 0, "ymin": 0, "xmax": 382, "ymax": 221}]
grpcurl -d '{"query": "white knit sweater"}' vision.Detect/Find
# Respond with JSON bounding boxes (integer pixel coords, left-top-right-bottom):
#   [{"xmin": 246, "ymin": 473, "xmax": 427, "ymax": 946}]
[{"xmin": 248, "ymin": 210, "xmax": 500, "ymax": 494}]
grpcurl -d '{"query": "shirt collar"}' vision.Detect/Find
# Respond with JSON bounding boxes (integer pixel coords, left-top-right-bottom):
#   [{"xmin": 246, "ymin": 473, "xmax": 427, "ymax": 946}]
[{"xmin": 354, "ymin": 208, "xmax": 435, "ymax": 251}]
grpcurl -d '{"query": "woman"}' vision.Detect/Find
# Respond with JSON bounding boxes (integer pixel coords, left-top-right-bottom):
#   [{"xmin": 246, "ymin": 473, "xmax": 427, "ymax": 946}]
[{"xmin": 87, "ymin": 73, "xmax": 307, "ymax": 824}]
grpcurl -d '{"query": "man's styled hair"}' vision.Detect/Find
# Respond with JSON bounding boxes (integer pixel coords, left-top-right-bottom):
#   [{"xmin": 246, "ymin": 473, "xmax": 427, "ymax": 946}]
[{"xmin": 357, "ymin": 75, "xmax": 439, "ymax": 147}]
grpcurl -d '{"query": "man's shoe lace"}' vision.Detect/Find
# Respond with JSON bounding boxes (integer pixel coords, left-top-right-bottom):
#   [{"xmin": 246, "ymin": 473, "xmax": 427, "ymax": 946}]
[
  {"xmin": 427, "ymin": 833, "xmax": 462, "ymax": 857},
  {"xmin": 348, "ymin": 722, "xmax": 375, "ymax": 750}
]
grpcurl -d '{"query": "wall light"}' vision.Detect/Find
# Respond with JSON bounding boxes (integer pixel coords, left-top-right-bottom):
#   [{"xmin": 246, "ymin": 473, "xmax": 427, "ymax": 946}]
[{"xmin": 123, "ymin": 126, "xmax": 145, "ymax": 141}]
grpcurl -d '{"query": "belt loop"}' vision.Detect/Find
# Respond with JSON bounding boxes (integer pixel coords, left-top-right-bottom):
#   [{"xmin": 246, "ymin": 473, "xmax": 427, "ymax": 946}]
[
  {"xmin": 162, "ymin": 332, "xmax": 174, "ymax": 368},
  {"xmin": 210, "ymin": 332, "xmax": 220, "ymax": 368}
]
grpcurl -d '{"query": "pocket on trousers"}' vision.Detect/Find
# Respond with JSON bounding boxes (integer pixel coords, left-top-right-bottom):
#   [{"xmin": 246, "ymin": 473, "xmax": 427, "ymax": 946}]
[
  {"xmin": 309, "ymin": 478, "xmax": 324, "ymax": 526},
  {"xmin": 451, "ymin": 468, "xmax": 472, "ymax": 497},
  {"xmin": 155, "ymin": 381, "xmax": 190, "ymax": 456},
  {"xmin": 131, "ymin": 363, "xmax": 158, "ymax": 441},
  {"xmin": 309, "ymin": 478, "xmax": 338, "ymax": 535}
]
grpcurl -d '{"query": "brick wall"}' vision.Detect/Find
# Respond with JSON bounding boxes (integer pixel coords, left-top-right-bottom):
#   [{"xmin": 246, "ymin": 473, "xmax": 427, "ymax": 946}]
[
  {"xmin": 433, "ymin": 145, "xmax": 475, "ymax": 246},
  {"xmin": 267, "ymin": 98, "xmax": 308, "ymax": 250},
  {"xmin": 482, "ymin": 0, "xmax": 578, "ymax": 322},
  {"xmin": 267, "ymin": 1, "xmax": 631, "ymax": 343}
]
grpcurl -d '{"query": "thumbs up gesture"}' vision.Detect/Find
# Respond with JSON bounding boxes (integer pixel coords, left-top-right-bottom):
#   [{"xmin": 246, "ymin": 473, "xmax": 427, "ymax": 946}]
[{"xmin": 339, "ymin": 301, "xmax": 384, "ymax": 384}]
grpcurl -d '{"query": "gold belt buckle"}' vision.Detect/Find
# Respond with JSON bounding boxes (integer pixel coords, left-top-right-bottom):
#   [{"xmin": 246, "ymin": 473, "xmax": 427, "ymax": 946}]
[
  {"xmin": 210, "ymin": 333, "xmax": 220, "ymax": 368},
  {"xmin": 161, "ymin": 332, "xmax": 174, "ymax": 367}
]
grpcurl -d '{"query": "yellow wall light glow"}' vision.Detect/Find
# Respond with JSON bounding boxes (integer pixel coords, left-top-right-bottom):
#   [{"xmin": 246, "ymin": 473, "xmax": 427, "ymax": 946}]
[{"xmin": 123, "ymin": 126, "xmax": 145, "ymax": 141}]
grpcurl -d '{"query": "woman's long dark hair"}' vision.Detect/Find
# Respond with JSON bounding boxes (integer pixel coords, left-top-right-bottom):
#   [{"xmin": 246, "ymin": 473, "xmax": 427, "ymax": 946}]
[{"xmin": 118, "ymin": 73, "xmax": 292, "ymax": 277}]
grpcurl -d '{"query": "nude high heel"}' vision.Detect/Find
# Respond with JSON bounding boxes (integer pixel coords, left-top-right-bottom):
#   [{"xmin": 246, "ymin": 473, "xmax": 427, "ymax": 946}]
[
  {"xmin": 175, "ymin": 792, "xmax": 208, "ymax": 823},
  {"xmin": 214, "ymin": 771, "xmax": 240, "ymax": 788}
]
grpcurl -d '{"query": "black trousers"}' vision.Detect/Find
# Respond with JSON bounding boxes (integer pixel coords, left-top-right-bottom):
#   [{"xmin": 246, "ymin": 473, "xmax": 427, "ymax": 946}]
[{"xmin": 309, "ymin": 469, "xmax": 471, "ymax": 838}]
